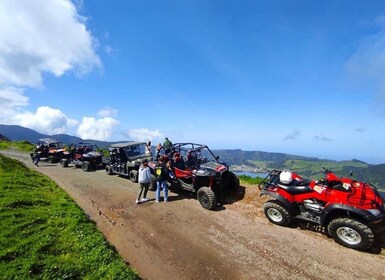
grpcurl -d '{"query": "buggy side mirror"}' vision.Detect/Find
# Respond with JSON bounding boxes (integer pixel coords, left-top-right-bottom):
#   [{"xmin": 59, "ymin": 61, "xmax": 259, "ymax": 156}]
[{"xmin": 216, "ymin": 156, "xmax": 220, "ymax": 160}]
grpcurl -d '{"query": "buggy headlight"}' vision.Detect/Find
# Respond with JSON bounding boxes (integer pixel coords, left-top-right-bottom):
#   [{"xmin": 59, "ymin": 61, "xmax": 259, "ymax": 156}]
[{"xmin": 368, "ymin": 209, "xmax": 381, "ymax": 216}]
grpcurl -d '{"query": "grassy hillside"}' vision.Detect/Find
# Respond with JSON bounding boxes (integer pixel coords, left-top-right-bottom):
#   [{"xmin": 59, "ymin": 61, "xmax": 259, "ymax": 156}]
[
  {"xmin": 0, "ymin": 140, "xmax": 34, "ymax": 153},
  {"xmin": 0, "ymin": 154, "xmax": 138, "ymax": 279}
]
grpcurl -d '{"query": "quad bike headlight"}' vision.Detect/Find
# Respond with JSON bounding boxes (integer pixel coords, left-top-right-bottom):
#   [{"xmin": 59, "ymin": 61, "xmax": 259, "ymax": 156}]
[{"xmin": 367, "ymin": 209, "xmax": 381, "ymax": 216}]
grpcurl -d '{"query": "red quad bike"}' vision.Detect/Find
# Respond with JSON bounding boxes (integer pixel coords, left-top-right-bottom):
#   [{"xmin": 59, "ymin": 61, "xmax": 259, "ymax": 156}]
[{"xmin": 259, "ymin": 169, "xmax": 385, "ymax": 251}]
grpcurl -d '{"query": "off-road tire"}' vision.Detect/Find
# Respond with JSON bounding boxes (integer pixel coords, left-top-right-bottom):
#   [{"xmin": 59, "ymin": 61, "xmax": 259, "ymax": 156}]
[
  {"xmin": 129, "ymin": 170, "xmax": 138, "ymax": 183},
  {"xmin": 197, "ymin": 187, "xmax": 217, "ymax": 210},
  {"xmin": 263, "ymin": 200, "xmax": 291, "ymax": 226},
  {"xmin": 227, "ymin": 172, "xmax": 240, "ymax": 192},
  {"xmin": 327, "ymin": 217, "xmax": 374, "ymax": 251},
  {"xmin": 60, "ymin": 158, "xmax": 69, "ymax": 167},
  {"xmin": 105, "ymin": 165, "xmax": 113, "ymax": 175},
  {"xmin": 47, "ymin": 155, "xmax": 54, "ymax": 163},
  {"xmin": 82, "ymin": 161, "xmax": 91, "ymax": 172},
  {"xmin": 149, "ymin": 174, "xmax": 157, "ymax": 191}
]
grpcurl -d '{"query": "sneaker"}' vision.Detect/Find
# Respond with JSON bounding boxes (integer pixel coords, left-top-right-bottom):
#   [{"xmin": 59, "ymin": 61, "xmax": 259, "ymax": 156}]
[
  {"xmin": 136, "ymin": 199, "xmax": 140, "ymax": 204},
  {"xmin": 155, "ymin": 200, "xmax": 160, "ymax": 202},
  {"xmin": 164, "ymin": 199, "xmax": 169, "ymax": 202},
  {"xmin": 141, "ymin": 198, "xmax": 148, "ymax": 202}
]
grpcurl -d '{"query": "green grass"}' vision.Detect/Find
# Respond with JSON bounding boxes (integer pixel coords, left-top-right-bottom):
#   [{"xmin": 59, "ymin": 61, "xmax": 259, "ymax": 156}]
[
  {"xmin": 0, "ymin": 140, "xmax": 34, "ymax": 153},
  {"xmin": 238, "ymin": 175, "xmax": 265, "ymax": 185},
  {"xmin": 0, "ymin": 154, "xmax": 139, "ymax": 280}
]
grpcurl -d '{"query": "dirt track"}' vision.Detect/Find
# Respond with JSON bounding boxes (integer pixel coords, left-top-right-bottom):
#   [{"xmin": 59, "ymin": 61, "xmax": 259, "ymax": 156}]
[{"xmin": 2, "ymin": 150, "xmax": 385, "ymax": 280}]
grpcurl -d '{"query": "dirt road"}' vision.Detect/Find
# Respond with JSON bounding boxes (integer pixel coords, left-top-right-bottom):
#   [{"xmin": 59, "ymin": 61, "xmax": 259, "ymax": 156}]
[{"xmin": 2, "ymin": 150, "xmax": 385, "ymax": 280}]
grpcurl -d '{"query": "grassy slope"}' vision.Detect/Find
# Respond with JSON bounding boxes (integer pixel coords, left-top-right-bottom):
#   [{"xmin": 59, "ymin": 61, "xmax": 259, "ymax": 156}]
[{"xmin": 0, "ymin": 154, "xmax": 138, "ymax": 279}]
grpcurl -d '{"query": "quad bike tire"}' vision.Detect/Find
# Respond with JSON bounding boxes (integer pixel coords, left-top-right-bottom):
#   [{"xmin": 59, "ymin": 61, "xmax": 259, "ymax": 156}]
[
  {"xmin": 327, "ymin": 217, "xmax": 374, "ymax": 251},
  {"xmin": 197, "ymin": 187, "xmax": 217, "ymax": 210},
  {"xmin": 129, "ymin": 170, "xmax": 138, "ymax": 183},
  {"xmin": 60, "ymin": 158, "xmax": 69, "ymax": 167},
  {"xmin": 149, "ymin": 174, "xmax": 157, "ymax": 191},
  {"xmin": 82, "ymin": 161, "xmax": 91, "ymax": 172},
  {"xmin": 263, "ymin": 200, "xmax": 292, "ymax": 226},
  {"xmin": 105, "ymin": 165, "xmax": 113, "ymax": 175}
]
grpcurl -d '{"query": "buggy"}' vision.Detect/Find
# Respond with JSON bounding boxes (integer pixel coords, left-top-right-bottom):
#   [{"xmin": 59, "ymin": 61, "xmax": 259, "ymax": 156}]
[
  {"xmin": 30, "ymin": 138, "xmax": 66, "ymax": 163},
  {"xmin": 60, "ymin": 143, "xmax": 104, "ymax": 171},
  {"xmin": 150, "ymin": 143, "xmax": 239, "ymax": 210},
  {"xmin": 104, "ymin": 142, "xmax": 155, "ymax": 187}
]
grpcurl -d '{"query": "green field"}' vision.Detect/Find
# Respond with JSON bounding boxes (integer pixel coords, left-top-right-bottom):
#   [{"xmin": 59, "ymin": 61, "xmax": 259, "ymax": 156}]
[{"xmin": 0, "ymin": 154, "xmax": 139, "ymax": 279}]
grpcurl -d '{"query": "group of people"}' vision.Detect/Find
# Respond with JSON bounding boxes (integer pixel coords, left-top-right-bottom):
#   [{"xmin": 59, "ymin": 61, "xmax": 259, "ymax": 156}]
[{"xmin": 136, "ymin": 138, "xmax": 174, "ymax": 204}]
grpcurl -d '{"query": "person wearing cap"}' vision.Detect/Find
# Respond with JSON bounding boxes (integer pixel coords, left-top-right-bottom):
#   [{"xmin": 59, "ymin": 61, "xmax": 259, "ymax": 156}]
[{"xmin": 136, "ymin": 158, "xmax": 151, "ymax": 204}]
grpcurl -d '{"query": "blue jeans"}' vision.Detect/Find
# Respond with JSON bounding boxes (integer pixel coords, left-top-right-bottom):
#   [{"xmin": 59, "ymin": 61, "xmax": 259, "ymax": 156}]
[{"xmin": 156, "ymin": 180, "xmax": 168, "ymax": 201}]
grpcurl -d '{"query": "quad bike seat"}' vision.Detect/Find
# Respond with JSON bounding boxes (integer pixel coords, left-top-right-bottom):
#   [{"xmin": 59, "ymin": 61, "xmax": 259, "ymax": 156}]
[{"xmin": 277, "ymin": 183, "xmax": 313, "ymax": 194}]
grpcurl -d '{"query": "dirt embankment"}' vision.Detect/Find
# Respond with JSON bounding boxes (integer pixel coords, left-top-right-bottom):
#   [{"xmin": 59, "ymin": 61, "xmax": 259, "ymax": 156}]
[{"xmin": 2, "ymin": 150, "xmax": 385, "ymax": 280}]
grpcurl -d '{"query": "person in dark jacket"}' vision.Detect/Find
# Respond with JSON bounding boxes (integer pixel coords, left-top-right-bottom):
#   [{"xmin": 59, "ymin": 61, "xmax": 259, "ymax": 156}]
[{"xmin": 155, "ymin": 155, "xmax": 170, "ymax": 202}]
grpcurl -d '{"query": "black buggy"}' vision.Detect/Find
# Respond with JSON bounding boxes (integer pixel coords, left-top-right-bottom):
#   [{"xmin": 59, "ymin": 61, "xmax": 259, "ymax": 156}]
[
  {"xmin": 60, "ymin": 142, "xmax": 104, "ymax": 171},
  {"xmin": 149, "ymin": 143, "xmax": 240, "ymax": 210},
  {"xmin": 104, "ymin": 142, "xmax": 156, "ymax": 188}
]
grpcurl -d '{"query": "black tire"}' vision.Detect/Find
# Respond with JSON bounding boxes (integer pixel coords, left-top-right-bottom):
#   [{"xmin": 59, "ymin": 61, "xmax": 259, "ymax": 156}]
[
  {"xmin": 47, "ymin": 155, "xmax": 54, "ymax": 163},
  {"xmin": 60, "ymin": 158, "xmax": 69, "ymax": 167},
  {"xmin": 82, "ymin": 161, "xmax": 91, "ymax": 172},
  {"xmin": 105, "ymin": 165, "xmax": 113, "ymax": 175},
  {"xmin": 263, "ymin": 200, "xmax": 291, "ymax": 226},
  {"xmin": 149, "ymin": 174, "xmax": 157, "ymax": 191},
  {"xmin": 327, "ymin": 217, "xmax": 374, "ymax": 251},
  {"xmin": 129, "ymin": 170, "xmax": 138, "ymax": 183},
  {"xmin": 197, "ymin": 187, "xmax": 217, "ymax": 210},
  {"xmin": 227, "ymin": 172, "xmax": 240, "ymax": 192}
]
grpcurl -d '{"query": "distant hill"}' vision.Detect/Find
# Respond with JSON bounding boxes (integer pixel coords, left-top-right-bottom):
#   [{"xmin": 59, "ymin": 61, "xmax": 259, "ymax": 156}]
[
  {"xmin": 0, "ymin": 134, "xmax": 10, "ymax": 142},
  {"xmin": 0, "ymin": 124, "xmax": 112, "ymax": 148}
]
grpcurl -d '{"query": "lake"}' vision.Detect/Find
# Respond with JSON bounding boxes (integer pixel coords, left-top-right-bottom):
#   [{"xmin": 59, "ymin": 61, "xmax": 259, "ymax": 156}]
[{"xmin": 232, "ymin": 171, "xmax": 268, "ymax": 178}]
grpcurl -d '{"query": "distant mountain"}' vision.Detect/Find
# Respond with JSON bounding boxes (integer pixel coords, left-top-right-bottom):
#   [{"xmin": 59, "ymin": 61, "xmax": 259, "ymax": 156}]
[
  {"xmin": 0, "ymin": 124, "xmax": 112, "ymax": 148},
  {"xmin": 0, "ymin": 134, "xmax": 10, "ymax": 141}
]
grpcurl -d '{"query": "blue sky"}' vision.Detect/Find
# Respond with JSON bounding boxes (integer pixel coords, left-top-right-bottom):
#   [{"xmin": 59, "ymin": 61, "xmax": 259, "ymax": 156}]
[{"xmin": 1, "ymin": 1, "xmax": 385, "ymax": 163}]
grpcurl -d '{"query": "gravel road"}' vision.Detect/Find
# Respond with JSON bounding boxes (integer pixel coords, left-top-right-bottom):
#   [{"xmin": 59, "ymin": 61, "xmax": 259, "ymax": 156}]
[{"xmin": 2, "ymin": 150, "xmax": 385, "ymax": 280}]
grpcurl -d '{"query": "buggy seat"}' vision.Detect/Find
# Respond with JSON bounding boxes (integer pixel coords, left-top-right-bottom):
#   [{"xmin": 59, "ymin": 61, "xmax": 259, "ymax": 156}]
[{"xmin": 174, "ymin": 167, "xmax": 193, "ymax": 179}]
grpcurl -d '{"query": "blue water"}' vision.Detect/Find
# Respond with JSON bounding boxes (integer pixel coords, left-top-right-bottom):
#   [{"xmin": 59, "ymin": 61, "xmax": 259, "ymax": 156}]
[{"xmin": 233, "ymin": 171, "xmax": 268, "ymax": 178}]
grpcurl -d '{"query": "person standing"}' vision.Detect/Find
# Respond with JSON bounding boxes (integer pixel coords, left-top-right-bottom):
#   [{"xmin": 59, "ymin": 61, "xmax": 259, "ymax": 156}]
[
  {"xmin": 136, "ymin": 159, "xmax": 151, "ymax": 204},
  {"xmin": 155, "ymin": 155, "xmax": 170, "ymax": 202},
  {"xmin": 145, "ymin": 141, "xmax": 152, "ymax": 156},
  {"xmin": 163, "ymin": 137, "xmax": 172, "ymax": 154}
]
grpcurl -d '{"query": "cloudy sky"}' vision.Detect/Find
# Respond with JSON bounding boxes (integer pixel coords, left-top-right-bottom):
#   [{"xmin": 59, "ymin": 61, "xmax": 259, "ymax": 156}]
[{"xmin": 1, "ymin": 0, "xmax": 385, "ymax": 163}]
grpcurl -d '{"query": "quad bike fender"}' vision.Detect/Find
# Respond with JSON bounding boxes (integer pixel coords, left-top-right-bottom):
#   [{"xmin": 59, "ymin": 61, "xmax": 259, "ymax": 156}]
[
  {"xmin": 260, "ymin": 189, "xmax": 298, "ymax": 215},
  {"xmin": 321, "ymin": 204, "xmax": 385, "ymax": 226}
]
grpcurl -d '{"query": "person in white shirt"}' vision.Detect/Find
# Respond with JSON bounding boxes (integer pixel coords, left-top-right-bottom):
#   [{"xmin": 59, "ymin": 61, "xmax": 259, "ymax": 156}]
[{"xmin": 136, "ymin": 159, "xmax": 152, "ymax": 204}]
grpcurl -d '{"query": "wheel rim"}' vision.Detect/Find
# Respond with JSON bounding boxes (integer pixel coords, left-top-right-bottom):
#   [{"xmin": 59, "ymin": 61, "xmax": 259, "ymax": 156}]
[
  {"xmin": 199, "ymin": 193, "xmax": 209, "ymax": 208},
  {"xmin": 266, "ymin": 208, "xmax": 283, "ymax": 223},
  {"xmin": 336, "ymin": 227, "xmax": 362, "ymax": 245}
]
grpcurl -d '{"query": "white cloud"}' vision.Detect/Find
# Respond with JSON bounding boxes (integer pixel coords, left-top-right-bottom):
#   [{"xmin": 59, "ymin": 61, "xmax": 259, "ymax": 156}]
[
  {"xmin": 98, "ymin": 107, "xmax": 118, "ymax": 118},
  {"xmin": 77, "ymin": 117, "xmax": 119, "ymax": 140},
  {"xmin": 0, "ymin": 0, "xmax": 101, "ymax": 88},
  {"xmin": 127, "ymin": 128, "xmax": 164, "ymax": 143},
  {"xmin": 284, "ymin": 129, "xmax": 301, "ymax": 140},
  {"xmin": 0, "ymin": 0, "xmax": 102, "ymax": 136},
  {"xmin": 13, "ymin": 106, "xmax": 78, "ymax": 134}
]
